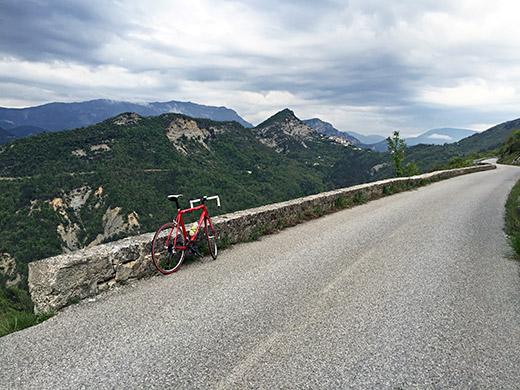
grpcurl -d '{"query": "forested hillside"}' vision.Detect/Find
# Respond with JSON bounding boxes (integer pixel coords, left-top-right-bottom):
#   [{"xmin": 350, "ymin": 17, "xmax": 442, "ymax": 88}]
[{"xmin": 497, "ymin": 129, "xmax": 520, "ymax": 165}]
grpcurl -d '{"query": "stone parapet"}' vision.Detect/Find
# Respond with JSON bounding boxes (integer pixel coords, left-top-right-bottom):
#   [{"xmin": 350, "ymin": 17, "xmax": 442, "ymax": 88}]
[{"xmin": 29, "ymin": 164, "xmax": 495, "ymax": 313}]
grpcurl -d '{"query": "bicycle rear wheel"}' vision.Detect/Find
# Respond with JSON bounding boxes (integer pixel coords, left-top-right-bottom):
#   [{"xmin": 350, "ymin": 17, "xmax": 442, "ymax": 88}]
[
  {"xmin": 151, "ymin": 223, "xmax": 186, "ymax": 274},
  {"xmin": 204, "ymin": 218, "xmax": 217, "ymax": 260}
]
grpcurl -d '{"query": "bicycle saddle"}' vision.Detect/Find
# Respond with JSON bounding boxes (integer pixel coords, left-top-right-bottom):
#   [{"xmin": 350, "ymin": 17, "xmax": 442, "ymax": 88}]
[{"xmin": 167, "ymin": 194, "xmax": 183, "ymax": 202}]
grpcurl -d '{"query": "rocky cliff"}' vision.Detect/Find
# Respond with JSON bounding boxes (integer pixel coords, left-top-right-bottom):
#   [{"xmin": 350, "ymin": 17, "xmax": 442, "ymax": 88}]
[{"xmin": 253, "ymin": 109, "xmax": 318, "ymax": 153}]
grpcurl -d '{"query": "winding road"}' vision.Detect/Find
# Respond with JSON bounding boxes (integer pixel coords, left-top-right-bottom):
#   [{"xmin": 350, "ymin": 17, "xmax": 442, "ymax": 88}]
[{"xmin": 2, "ymin": 164, "xmax": 520, "ymax": 389}]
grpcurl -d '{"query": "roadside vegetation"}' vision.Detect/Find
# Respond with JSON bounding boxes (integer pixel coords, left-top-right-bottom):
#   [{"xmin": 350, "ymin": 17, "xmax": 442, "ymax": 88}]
[
  {"xmin": 505, "ymin": 178, "xmax": 520, "ymax": 259},
  {"xmin": 498, "ymin": 129, "xmax": 520, "ymax": 165},
  {"xmin": 500, "ymin": 129, "xmax": 520, "ymax": 258},
  {"xmin": 0, "ymin": 287, "xmax": 54, "ymax": 337}
]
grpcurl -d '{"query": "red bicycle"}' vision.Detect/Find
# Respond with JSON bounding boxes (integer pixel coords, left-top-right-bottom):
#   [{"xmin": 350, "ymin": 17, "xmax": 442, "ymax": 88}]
[{"xmin": 151, "ymin": 194, "xmax": 220, "ymax": 274}]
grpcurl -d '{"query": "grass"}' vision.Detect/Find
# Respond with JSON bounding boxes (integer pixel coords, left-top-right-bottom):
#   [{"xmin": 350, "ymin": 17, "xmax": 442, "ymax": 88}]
[
  {"xmin": 334, "ymin": 195, "xmax": 351, "ymax": 209},
  {"xmin": 0, "ymin": 310, "xmax": 54, "ymax": 338},
  {"xmin": 505, "ymin": 178, "xmax": 520, "ymax": 258},
  {"xmin": 248, "ymin": 224, "xmax": 266, "ymax": 242},
  {"xmin": 216, "ymin": 236, "xmax": 233, "ymax": 250},
  {"xmin": 353, "ymin": 192, "xmax": 369, "ymax": 204},
  {"xmin": 313, "ymin": 207, "xmax": 324, "ymax": 217}
]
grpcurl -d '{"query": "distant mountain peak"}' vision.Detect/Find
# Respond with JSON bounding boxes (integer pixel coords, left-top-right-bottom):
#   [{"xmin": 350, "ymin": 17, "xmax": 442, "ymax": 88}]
[
  {"xmin": 257, "ymin": 108, "xmax": 298, "ymax": 127},
  {"xmin": 253, "ymin": 109, "xmax": 316, "ymax": 153},
  {"xmin": 404, "ymin": 128, "xmax": 478, "ymax": 147}
]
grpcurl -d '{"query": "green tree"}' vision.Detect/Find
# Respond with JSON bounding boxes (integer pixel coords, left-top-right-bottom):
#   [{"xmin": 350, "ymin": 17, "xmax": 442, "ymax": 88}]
[
  {"xmin": 387, "ymin": 131, "xmax": 407, "ymax": 177},
  {"xmin": 387, "ymin": 131, "xmax": 421, "ymax": 177}
]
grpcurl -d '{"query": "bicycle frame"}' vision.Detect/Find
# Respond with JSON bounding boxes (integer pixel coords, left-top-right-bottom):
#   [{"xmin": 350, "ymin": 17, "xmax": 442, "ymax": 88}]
[
  {"xmin": 166, "ymin": 195, "xmax": 219, "ymax": 252},
  {"xmin": 171, "ymin": 203, "xmax": 213, "ymax": 250}
]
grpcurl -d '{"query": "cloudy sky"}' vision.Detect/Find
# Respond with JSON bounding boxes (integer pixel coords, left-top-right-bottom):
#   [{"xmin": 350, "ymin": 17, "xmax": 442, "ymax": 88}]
[{"xmin": 1, "ymin": 0, "xmax": 519, "ymax": 136}]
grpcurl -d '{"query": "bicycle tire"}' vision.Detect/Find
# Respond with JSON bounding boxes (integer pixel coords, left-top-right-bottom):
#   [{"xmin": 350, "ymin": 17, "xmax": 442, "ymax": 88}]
[
  {"xmin": 151, "ymin": 223, "xmax": 186, "ymax": 274},
  {"xmin": 204, "ymin": 217, "xmax": 218, "ymax": 260}
]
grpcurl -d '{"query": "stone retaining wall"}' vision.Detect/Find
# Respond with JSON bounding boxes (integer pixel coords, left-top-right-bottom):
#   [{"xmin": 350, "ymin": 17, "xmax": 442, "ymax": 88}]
[{"xmin": 28, "ymin": 164, "xmax": 495, "ymax": 314}]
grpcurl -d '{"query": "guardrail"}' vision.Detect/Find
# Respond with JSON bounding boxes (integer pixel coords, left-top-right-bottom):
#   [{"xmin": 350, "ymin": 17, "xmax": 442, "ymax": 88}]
[{"xmin": 28, "ymin": 164, "xmax": 496, "ymax": 313}]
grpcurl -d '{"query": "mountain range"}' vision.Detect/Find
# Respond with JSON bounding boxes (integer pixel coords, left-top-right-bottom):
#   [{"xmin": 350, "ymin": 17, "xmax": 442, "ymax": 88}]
[
  {"xmin": 365, "ymin": 128, "xmax": 479, "ymax": 152},
  {"xmin": 0, "ymin": 99, "xmax": 253, "ymax": 136},
  {"xmin": 1, "ymin": 100, "xmax": 479, "ymax": 150},
  {"xmin": 405, "ymin": 128, "xmax": 478, "ymax": 146},
  {"xmin": 302, "ymin": 118, "xmax": 477, "ymax": 151},
  {"xmin": 346, "ymin": 131, "xmax": 387, "ymax": 145}
]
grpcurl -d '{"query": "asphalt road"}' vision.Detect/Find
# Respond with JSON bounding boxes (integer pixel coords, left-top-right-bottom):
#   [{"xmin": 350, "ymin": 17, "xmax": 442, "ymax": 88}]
[{"xmin": 2, "ymin": 164, "xmax": 520, "ymax": 389}]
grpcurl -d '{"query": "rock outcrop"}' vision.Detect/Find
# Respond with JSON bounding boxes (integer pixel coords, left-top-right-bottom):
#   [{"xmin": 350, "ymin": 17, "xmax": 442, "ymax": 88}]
[
  {"xmin": 165, "ymin": 116, "xmax": 219, "ymax": 154},
  {"xmin": 253, "ymin": 109, "xmax": 317, "ymax": 153}
]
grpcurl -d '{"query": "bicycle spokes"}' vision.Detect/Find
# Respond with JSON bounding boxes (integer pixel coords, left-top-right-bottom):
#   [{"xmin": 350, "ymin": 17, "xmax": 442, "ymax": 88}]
[{"xmin": 151, "ymin": 223, "xmax": 186, "ymax": 274}]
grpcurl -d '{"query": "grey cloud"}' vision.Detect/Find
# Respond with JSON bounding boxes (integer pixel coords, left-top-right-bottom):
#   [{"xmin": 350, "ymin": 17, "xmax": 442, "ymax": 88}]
[
  {"xmin": 0, "ymin": 0, "xmax": 133, "ymax": 64},
  {"xmin": 237, "ymin": 49, "xmax": 420, "ymax": 107}
]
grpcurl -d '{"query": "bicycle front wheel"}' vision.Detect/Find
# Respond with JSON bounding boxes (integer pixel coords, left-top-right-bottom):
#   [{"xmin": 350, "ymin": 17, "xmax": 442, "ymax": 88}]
[
  {"xmin": 151, "ymin": 223, "xmax": 186, "ymax": 274},
  {"xmin": 204, "ymin": 218, "xmax": 218, "ymax": 260}
]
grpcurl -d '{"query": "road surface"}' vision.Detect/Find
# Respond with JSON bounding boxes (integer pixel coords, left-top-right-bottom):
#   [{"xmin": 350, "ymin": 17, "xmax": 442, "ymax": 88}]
[{"xmin": 2, "ymin": 164, "xmax": 520, "ymax": 389}]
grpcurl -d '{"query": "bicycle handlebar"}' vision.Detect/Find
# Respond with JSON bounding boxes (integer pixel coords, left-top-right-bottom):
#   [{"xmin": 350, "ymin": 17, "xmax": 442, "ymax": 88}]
[{"xmin": 190, "ymin": 195, "xmax": 221, "ymax": 209}]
